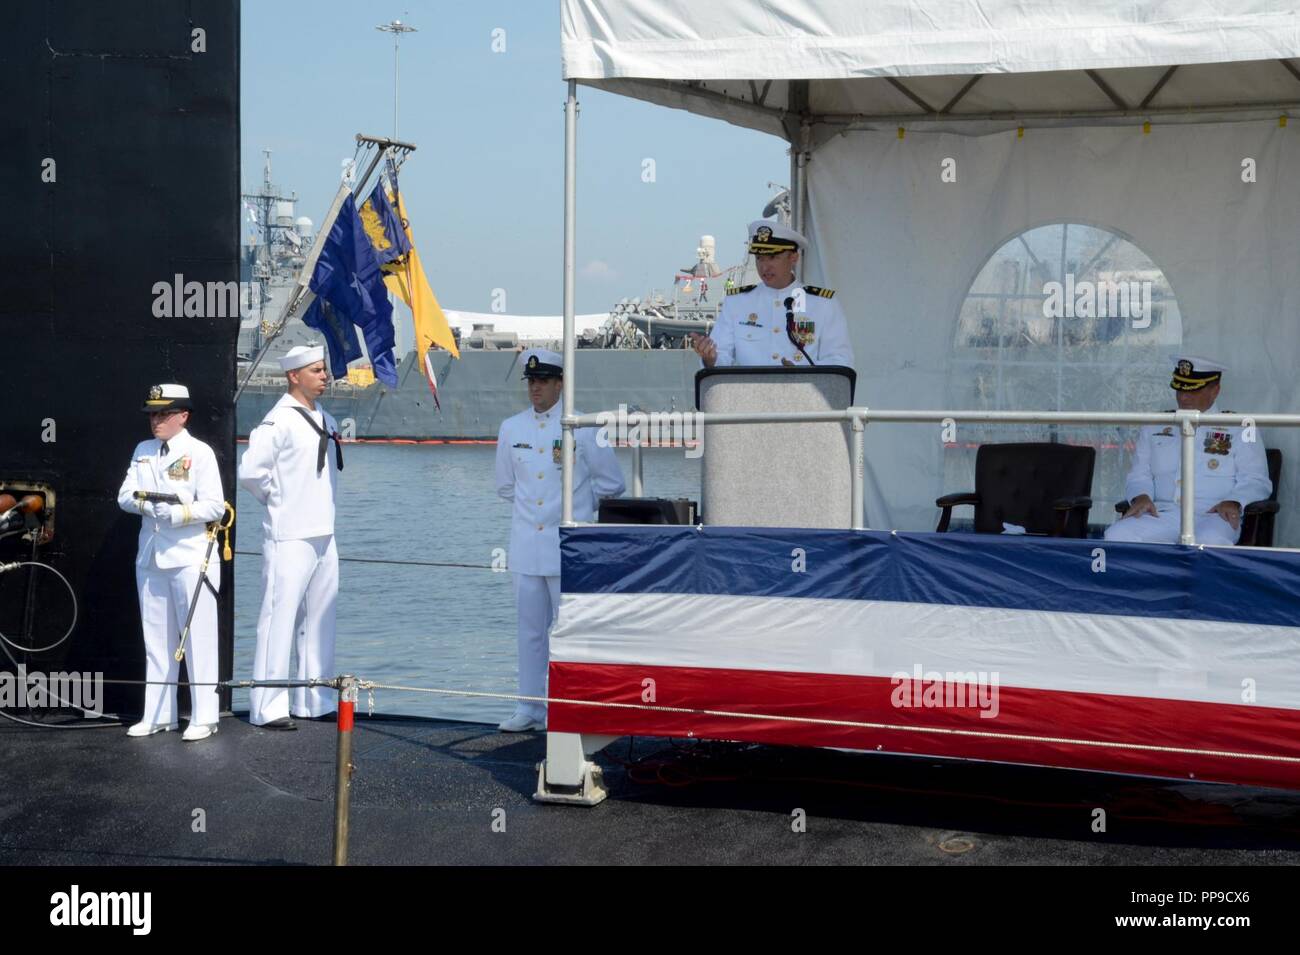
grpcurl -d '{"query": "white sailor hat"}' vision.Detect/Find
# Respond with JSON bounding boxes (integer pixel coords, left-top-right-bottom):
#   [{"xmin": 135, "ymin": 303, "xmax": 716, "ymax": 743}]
[
  {"xmin": 522, "ymin": 348, "xmax": 563, "ymax": 380},
  {"xmin": 279, "ymin": 344, "xmax": 326, "ymax": 372},
  {"xmin": 141, "ymin": 383, "xmax": 192, "ymax": 413},
  {"xmin": 747, "ymin": 219, "xmax": 807, "ymax": 255},
  {"xmin": 1171, "ymin": 355, "xmax": 1225, "ymax": 391}
]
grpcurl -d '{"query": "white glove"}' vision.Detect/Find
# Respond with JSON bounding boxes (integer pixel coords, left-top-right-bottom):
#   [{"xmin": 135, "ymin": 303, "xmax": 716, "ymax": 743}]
[
  {"xmin": 136, "ymin": 499, "xmax": 156, "ymax": 518},
  {"xmin": 154, "ymin": 502, "xmax": 173, "ymax": 523}
]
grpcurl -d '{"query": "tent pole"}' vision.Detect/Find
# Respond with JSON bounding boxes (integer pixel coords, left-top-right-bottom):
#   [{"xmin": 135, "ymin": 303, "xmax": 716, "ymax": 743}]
[
  {"xmin": 789, "ymin": 145, "xmax": 800, "ymax": 232},
  {"xmin": 790, "ymin": 143, "xmax": 800, "ymax": 281},
  {"xmin": 562, "ymin": 79, "xmax": 578, "ymax": 526},
  {"xmin": 790, "ymin": 120, "xmax": 810, "ymax": 282}
]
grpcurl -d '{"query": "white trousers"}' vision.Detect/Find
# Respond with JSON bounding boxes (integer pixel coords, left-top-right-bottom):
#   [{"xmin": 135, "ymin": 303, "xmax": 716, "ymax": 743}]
[
  {"xmin": 135, "ymin": 561, "xmax": 221, "ymax": 726},
  {"xmin": 513, "ymin": 573, "xmax": 560, "ymax": 721},
  {"xmin": 250, "ymin": 535, "xmax": 338, "ymax": 724},
  {"xmin": 1104, "ymin": 506, "xmax": 1239, "ymax": 546}
]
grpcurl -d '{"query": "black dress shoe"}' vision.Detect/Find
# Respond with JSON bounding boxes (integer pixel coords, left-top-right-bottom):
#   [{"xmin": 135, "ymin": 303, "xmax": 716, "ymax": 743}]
[{"xmin": 260, "ymin": 717, "xmax": 297, "ymax": 731}]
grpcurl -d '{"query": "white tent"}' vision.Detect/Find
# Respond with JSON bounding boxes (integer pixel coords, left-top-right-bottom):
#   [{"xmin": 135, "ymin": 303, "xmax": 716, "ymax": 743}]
[{"xmin": 559, "ymin": 1, "xmax": 1300, "ymax": 543}]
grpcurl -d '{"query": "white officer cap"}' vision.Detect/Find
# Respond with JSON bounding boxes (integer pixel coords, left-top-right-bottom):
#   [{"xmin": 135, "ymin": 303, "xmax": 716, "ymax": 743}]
[
  {"xmin": 747, "ymin": 219, "xmax": 808, "ymax": 255},
  {"xmin": 141, "ymin": 383, "xmax": 192, "ymax": 412},
  {"xmin": 279, "ymin": 345, "xmax": 326, "ymax": 372},
  {"xmin": 1171, "ymin": 355, "xmax": 1226, "ymax": 391},
  {"xmin": 522, "ymin": 348, "xmax": 564, "ymax": 380}
]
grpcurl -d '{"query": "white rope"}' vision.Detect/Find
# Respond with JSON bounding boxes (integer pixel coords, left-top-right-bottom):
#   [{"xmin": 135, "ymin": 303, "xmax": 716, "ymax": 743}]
[
  {"xmin": 9, "ymin": 664, "xmax": 1296, "ymax": 769},
  {"xmin": 357, "ymin": 680, "xmax": 1300, "ymax": 766}
]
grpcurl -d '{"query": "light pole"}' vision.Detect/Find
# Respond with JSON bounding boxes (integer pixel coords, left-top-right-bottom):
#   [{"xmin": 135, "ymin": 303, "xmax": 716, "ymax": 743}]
[{"xmin": 376, "ymin": 19, "xmax": 417, "ymax": 138}]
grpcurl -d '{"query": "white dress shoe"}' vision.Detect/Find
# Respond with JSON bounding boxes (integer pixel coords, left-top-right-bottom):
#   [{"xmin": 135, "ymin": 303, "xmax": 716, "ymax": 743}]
[
  {"xmin": 497, "ymin": 712, "xmax": 545, "ymax": 733},
  {"xmin": 182, "ymin": 723, "xmax": 218, "ymax": 742},
  {"xmin": 127, "ymin": 721, "xmax": 178, "ymax": 738}
]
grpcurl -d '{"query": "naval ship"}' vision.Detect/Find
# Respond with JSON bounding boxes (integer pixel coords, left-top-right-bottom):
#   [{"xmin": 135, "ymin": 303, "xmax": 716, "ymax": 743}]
[{"xmin": 235, "ymin": 165, "xmax": 774, "ymax": 438}]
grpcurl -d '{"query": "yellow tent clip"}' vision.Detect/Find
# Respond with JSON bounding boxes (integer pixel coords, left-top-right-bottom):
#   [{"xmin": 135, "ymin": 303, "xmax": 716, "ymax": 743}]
[
  {"xmin": 1017, "ymin": 126, "xmax": 1024, "ymax": 139},
  {"xmin": 1143, "ymin": 120, "xmax": 1151, "ymax": 135},
  {"xmin": 1281, "ymin": 115, "xmax": 1289, "ymax": 128},
  {"xmin": 897, "ymin": 126, "xmax": 906, "ymax": 140}
]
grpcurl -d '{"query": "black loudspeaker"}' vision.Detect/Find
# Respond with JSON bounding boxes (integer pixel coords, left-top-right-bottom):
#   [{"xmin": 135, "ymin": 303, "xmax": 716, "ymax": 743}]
[{"xmin": 598, "ymin": 498, "xmax": 698, "ymax": 525}]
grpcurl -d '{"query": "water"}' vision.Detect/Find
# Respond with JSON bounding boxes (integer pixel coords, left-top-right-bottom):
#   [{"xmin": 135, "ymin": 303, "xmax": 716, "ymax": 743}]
[{"xmin": 233, "ymin": 443, "xmax": 701, "ymax": 723}]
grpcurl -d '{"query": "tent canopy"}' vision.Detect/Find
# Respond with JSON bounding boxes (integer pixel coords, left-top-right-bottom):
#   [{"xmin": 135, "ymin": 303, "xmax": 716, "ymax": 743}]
[
  {"xmin": 562, "ymin": 1, "xmax": 1300, "ymax": 138},
  {"xmin": 559, "ymin": 2, "xmax": 1300, "ymax": 545}
]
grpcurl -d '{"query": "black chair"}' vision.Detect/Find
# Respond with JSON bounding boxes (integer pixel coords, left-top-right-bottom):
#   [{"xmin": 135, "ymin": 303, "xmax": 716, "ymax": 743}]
[
  {"xmin": 1114, "ymin": 448, "xmax": 1283, "ymax": 547},
  {"xmin": 936, "ymin": 442, "xmax": 1095, "ymax": 537}
]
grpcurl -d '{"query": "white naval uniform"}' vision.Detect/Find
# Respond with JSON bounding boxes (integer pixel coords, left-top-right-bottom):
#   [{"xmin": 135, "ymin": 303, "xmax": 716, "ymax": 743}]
[
  {"xmin": 238, "ymin": 393, "xmax": 341, "ymax": 723},
  {"xmin": 495, "ymin": 403, "xmax": 625, "ymax": 720},
  {"xmin": 116, "ymin": 428, "xmax": 225, "ymax": 726},
  {"xmin": 708, "ymin": 281, "xmax": 855, "ymax": 367},
  {"xmin": 1104, "ymin": 403, "xmax": 1273, "ymax": 545}
]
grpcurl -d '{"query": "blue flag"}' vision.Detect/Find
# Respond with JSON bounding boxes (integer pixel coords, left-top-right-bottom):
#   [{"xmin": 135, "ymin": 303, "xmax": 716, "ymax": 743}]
[
  {"xmin": 307, "ymin": 193, "xmax": 399, "ymax": 387},
  {"xmin": 360, "ymin": 179, "xmax": 412, "ymax": 268},
  {"xmin": 302, "ymin": 297, "xmax": 364, "ymax": 380}
]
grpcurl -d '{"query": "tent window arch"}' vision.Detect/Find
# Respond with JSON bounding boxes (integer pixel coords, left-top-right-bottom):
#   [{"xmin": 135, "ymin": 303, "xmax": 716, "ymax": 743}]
[{"xmin": 945, "ymin": 222, "xmax": 1184, "ymax": 523}]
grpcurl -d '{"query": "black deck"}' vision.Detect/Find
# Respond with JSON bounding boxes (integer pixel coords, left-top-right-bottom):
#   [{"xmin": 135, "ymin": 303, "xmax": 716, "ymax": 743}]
[{"xmin": 4, "ymin": 713, "xmax": 1299, "ymax": 866}]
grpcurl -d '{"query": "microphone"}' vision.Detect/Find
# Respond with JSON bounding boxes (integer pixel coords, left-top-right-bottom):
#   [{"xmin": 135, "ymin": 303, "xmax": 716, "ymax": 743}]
[{"xmin": 784, "ymin": 296, "xmax": 816, "ymax": 366}]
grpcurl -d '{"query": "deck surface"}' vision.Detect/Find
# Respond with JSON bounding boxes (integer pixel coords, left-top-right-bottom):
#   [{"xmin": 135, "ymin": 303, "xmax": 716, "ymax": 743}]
[{"xmin": 3, "ymin": 713, "xmax": 1299, "ymax": 865}]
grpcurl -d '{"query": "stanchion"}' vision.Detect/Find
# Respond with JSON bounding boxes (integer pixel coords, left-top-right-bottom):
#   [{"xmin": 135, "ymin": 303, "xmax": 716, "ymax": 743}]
[{"xmin": 333, "ymin": 675, "xmax": 359, "ymax": 866}]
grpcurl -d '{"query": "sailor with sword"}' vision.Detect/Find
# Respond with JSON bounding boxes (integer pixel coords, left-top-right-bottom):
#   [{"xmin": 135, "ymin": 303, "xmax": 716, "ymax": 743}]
[{"xmin": 117, "ymin": 383, "xmax": 229, "ymax": 742}]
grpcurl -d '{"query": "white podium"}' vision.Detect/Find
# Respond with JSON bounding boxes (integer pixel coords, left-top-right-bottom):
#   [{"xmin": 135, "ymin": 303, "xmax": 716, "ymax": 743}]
[{"xmin": 696, "ymin": 366, "xmax": 857, "ymax": 528}]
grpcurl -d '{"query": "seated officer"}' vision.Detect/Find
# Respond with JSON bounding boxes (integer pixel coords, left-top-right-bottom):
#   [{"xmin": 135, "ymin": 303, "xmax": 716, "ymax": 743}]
[
  {"xmin": 691, "ymin": 220, "xmax": 854, "ymax": 368},
  {"xmin": 1104, "ymin": 356, "xmax": 1271, "ymax": 545}
]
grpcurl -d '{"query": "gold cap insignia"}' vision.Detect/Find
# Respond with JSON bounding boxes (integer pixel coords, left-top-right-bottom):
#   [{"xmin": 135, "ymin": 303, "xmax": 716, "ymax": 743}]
[
  {"xmin": 755, "ymin": 226, "xmax": 773, "ymax": 243},
  {"xmin": 148, "ymin": 385, "xmax": 163, "ymax": 400},
  {"xmin": 1176, "ymin": 360, "xmax": 1192, "ymax": 377}
]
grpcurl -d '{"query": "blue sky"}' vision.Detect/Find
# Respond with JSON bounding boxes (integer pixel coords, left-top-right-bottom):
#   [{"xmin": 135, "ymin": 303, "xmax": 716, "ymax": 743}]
[{"xmin": 241, "ymin": 1, "xmax": 789, "ymax": 316}]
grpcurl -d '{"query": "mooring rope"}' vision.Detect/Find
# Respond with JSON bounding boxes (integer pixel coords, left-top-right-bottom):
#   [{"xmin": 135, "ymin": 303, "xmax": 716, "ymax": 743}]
[{"xmin": 5, "ymin": 671, "xmax": 1298, "ymax": 767}]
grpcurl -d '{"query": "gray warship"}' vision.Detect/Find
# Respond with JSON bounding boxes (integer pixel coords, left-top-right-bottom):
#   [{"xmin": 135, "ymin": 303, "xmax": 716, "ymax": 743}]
[{"xmin": 235, "ymin": 166, "xmax": 776, "ymax": 439}]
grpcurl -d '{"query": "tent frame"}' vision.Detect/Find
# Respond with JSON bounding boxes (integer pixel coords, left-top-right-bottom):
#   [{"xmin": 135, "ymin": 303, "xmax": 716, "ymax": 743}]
[{"xmin": 542, "ymin": 65, "xmax": 1300, "ymax": 805}]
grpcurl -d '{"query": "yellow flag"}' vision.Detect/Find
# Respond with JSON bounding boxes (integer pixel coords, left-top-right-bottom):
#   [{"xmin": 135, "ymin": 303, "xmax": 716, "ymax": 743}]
[{"xmin": 384, "ymin": 192, "xmax": 460, "ymax": 365}]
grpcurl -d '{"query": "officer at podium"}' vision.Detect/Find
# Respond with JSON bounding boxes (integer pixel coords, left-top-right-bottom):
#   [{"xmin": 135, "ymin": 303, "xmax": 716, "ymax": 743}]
[
  {"xmin": 691, "ymin": 220, "xmax": 854, "ymax": 369},
  {"xmin": 1104, "ymin": 356, "xmax": 1272, "ymax": 545}
]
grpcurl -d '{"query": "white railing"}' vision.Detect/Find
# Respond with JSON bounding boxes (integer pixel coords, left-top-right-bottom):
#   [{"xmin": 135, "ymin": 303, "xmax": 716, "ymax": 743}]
[{"xmin": 562, "ymin": 408, "xmax": 1300, "ymax": 545}]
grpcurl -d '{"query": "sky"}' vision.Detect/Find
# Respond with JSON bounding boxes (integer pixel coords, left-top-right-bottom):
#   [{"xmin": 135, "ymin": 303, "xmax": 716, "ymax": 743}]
[{"xmin": 240, "ymin": 0, "xmax": 790, "ymax": 317}]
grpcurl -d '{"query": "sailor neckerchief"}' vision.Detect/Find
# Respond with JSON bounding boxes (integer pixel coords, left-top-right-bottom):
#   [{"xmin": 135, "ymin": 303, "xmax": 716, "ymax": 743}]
[{"xmin": 290, "ymin": 406, "xmax": 344, "ymax": 474}]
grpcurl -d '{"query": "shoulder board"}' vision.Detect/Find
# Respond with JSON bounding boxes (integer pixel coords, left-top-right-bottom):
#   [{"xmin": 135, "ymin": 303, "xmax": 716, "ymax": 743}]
[
  {"xmin": 803, "ymin": 285, "xmax": 836, "ymax": 298},
  {"xmin": 726, "ymin": 284, "xmax": 756, "ymax": 296}
]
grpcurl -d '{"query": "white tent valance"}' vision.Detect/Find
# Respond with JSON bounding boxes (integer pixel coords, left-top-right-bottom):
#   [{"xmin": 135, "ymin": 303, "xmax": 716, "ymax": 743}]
[{"xmin": 562, "ymin": 1, "xmax": 1300, "ymax": 136}]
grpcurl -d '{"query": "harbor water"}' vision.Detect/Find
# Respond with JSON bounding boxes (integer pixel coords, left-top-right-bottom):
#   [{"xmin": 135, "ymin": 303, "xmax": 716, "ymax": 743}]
[{"xmin": 232, "ymin": 442, "xmax": 700, "ymax": 723}]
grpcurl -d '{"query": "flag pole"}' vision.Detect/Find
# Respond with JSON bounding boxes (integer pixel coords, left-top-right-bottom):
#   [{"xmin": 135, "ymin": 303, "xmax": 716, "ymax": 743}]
[{"xmin": 235, "ymin": 136, "xmax": 412, "ymax": 399}]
